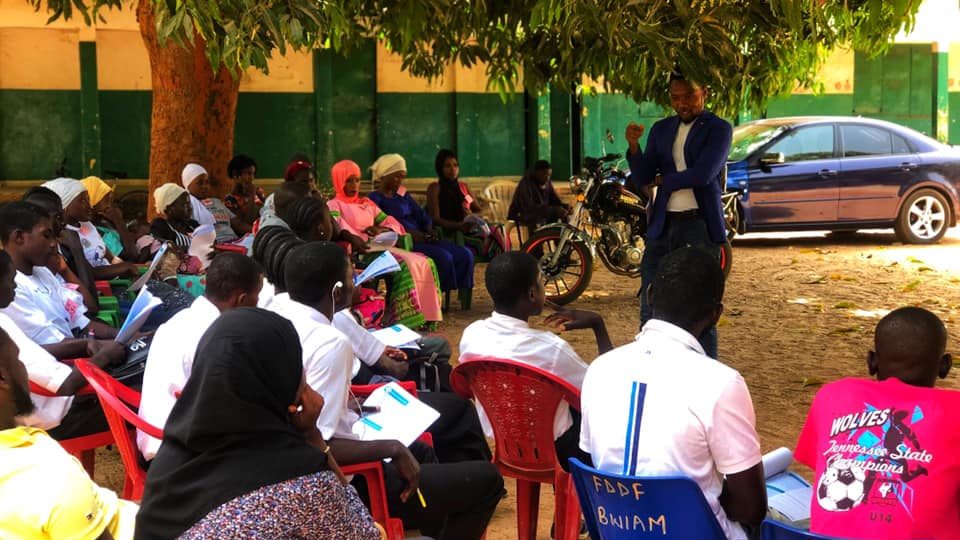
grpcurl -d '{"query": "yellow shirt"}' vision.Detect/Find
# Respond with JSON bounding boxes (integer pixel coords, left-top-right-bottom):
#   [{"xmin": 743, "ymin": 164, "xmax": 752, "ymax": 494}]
[{"xmin": 0, "ymin": 427, "xmax": 137, "ymax": 540}]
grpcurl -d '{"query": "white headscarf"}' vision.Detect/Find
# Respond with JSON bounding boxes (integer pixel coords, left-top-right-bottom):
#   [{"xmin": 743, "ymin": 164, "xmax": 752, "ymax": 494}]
[
  {"xmin": 154, "ymin": 183, "xmax": 187, "ymax": 216},
  {"xmin": 181, "ymin": 163, "xmax": 208, "ymax": 190},
  {"xmin": 369, "ymin": 154, "xmax": 407, "ymax": 181},
  {"xmin": 42, "ymin": 177, "xmax": 86, "ymax": 209}
]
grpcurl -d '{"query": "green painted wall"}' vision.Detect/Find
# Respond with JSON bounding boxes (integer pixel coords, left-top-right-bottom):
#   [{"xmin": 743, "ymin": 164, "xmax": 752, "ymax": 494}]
[
  {"xmin": 948, "ymin": 92, "xmax": 960, "ymax": 144},
  {"xmin": 581, "ymin": 94, "xmax": 663, "ymax": 160},
  {"xmin": 377, "ymin": 93, "xmax": 456, "ymax": 178},
  {"xmin": 854, "ymin": 45, "xmax": 934, "ymax": 136},
  {"xmin": 765, "ymin": 94, "xmax": 854, "ymax": 117},
  {"xmin": 234, "ymin": 92, "xmax": 316, "ymax": 179},
  {"xmin": 99, "ymin": 90, "xmax": 151, "ymax": 179},
  {"xmin": 0, "ymin": 90, "xmax": 83, "ymax": 179},
  {"xmin": 455, "ymin": 93, "xmax": 526, "ymax": 177}
]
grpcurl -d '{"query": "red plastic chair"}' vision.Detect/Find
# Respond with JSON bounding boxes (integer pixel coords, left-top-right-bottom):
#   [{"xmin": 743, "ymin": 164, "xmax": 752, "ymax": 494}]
[
  {"xmin": 452, "ymin": 358, "xmax": 582, "ymax": 540},
  {"xmin": 213, "ymin": 243, "xmax": 248, "ymax": 255},
  {"xmin": 94, "ymin": 280, "xmax": 114, "ymax": 297},
  {"xmin": 75, "ymin": 359, "xmax": 162, "ymax": 501},
  {"xmin": 28, "ymin": 362, "xmax": 114, "ymax": 477}
]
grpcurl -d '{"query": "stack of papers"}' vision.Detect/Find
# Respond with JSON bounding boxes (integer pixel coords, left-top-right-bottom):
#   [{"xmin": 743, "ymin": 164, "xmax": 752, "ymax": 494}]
[
  {"xmin": 367, "ymin": 231, "xmax": 398, "ymax": 252},
  {"xmin": 188, "ymin": 224, "xmax": 216, "ymax": 270},
  {"xmin": 354, "ymin": 251, "xmax": 401, "ymax": 286},
  {"xmin": 129, "ymin": 243, "xmax": 169, "ymax": 291},
  {"xmin": 114, "ymin": 286, "xmax": 162, "ymax": 344},
  {"xmin": 370, "ymin": 324, "xmax": 421, "ymax": 349},
  {"xmin": 350, "ymin": 382, "xmax": 440, "ymax": 447},
  {"xmin": 763, "ymin": 447, "xmax": 812, "ymax": 523}
]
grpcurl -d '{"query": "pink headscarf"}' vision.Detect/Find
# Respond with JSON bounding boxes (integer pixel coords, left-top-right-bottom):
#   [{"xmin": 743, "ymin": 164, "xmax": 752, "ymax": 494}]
[{"xmin": 331, "ymin": 160, "xmax": 363, "ymax": 204}]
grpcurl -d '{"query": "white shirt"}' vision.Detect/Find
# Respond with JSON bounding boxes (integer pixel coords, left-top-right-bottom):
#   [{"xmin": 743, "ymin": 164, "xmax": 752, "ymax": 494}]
[
  {"xmin": 256, "ymin": 279, "xmax": 277, "ymax": 309},
  {"xmin": 136, "ymin": 296, "xmax": 221, "ymax": 460},
  {"xmin": 0, "ymin": 313, "xmax": 73, "ymax": 430},
  {"xmin": 0, "ymin": 268, "xmax": 90, "ymax": 345},
  {"xmin": 332, "ymin": 310, "xmax": 385, "ymax": 368},
  {"xmin": 189, "ymin": 194, "xmax": 216, "ymax": 228},
  {"xmin": 268, "ymin": 294, "xmax": 358, "ymax": 440},
  {"xmin": 579, "ymin": 320, "xmax": 761, "ymax": 540},
  {"xmin": 67, "ymin": 221, "xmax": 113, "ymax": 268},
  {"xmin": 666, "ymin": 120, "xmax": 699, "ymax": 212},
  {"xmin": 459, "ymin": 311, "xmax": 587, "ymax": 440}
]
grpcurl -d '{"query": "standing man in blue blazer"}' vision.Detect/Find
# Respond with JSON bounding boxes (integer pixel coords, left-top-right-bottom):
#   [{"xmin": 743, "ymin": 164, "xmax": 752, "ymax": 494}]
[{"xmin": 625, "ymin": 71, "xmax": 732, "ymax": 358}]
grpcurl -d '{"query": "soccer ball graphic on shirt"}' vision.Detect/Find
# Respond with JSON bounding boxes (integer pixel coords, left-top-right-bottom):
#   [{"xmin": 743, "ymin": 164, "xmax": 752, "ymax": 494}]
[{"xmin": 817, "ymin": 456, "xmax": 867, "ymax": 511}]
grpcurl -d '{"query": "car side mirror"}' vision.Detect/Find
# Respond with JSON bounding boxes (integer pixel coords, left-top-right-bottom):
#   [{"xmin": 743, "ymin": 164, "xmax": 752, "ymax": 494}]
[{"xmin": 759, "ymin": 152, "xmax": 785, "ymax": 166}]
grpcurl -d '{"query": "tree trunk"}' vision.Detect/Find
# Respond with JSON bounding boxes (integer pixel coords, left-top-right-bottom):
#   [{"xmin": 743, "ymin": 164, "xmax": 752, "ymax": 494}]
[{"xmin": 137, "ymin": 0, "xmax": 239, "ymax": 217}]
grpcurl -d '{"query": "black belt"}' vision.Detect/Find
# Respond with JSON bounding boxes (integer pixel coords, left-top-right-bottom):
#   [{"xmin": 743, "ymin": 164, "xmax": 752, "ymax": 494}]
[{"xmin": 666, "ymin": 209, "xmax": 700, "ymax": 221}]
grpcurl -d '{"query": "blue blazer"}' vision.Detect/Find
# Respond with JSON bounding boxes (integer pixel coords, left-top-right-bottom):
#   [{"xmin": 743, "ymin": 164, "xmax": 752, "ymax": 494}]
[{"xmin": 627, "ymin": 110, "xmax": 732, "ymax": 243}]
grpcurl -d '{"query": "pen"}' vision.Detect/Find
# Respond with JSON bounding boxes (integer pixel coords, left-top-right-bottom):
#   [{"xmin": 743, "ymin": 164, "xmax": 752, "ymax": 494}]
[
  {"xmin": 360, "ymin": 405, "xmax": 381, "ymax": 414},
  {"xmin": 417, "ymin": 488, "xmax": 427, "ymax": 508}
]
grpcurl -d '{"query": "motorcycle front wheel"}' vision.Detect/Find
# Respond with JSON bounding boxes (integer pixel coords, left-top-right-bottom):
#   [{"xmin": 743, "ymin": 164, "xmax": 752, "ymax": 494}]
[{"xmin": 523, "ymin": 228, "xmax": 594, "ymax": 305}]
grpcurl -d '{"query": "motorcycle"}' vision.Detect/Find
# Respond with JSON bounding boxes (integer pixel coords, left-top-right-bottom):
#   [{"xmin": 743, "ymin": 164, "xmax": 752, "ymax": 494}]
[{"xmin": 522, "ymin": 153, "xmax": 733, "ymax": 305}]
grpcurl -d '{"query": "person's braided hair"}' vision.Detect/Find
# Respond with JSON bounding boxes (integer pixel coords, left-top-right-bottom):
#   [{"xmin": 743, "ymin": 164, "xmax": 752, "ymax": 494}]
[
  {"xmin": 284, "ymin": 197, "xmax": 326, "ymax": 240},
  {"xmin": 251, "ymin": 226, "xmax": 304, "ymax": 292}
]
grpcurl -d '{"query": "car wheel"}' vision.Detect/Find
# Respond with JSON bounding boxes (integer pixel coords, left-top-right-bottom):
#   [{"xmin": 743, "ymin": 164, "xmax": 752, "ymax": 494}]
[{"xmin": 894, "ymin": 189, "xmax": 951, "ymax": 244}]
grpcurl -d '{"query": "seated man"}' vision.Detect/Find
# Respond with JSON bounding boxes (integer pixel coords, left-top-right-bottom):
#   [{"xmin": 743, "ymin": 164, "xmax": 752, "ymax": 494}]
[
  {"xmin": 0, "ymin": 202, "xmax": 119, "ymax": 345},
  {"xmin": 795, "ymin": 307, "xmax": 960, "ymax": 539},
  {"xmin": 507, "ymin": 160, "xmax": 569, "ymax": 235},
  {"xmin": 579, "ymin": 247, "xmax": 765, "ymax": 539},
  {"xmin": 459, "ymin": 251, "xmax": 611, "ymax": 469},
  {"xmin": 269, "ymin": 241, "xmax": 503, "ymax": 540},
  {"xmin": 0, "ymin": 250, "xmax": 123, "ymax": 440},
  {"xmin": 137, "ymin": 253, "xmax": 263, "ymax": 460},
  {"xmin": 0, "ymin": 327, "xmax": 137, "ymax": 539}
]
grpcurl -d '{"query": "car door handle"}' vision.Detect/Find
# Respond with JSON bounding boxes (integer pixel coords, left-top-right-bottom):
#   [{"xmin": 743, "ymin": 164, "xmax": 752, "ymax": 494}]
[
  {"xmin": 900, "ymin": 162, "xmax": 918, "ymax": 171},
  {"xmin": 818, "ymin": 169, "xmax": 837, "ymax": 178}
]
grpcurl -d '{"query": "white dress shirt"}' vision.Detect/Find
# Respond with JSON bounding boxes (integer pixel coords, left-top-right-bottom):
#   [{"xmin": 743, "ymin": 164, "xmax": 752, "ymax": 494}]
[
  {"xmin": 666, "ymin": 120, "xmax": 699, "ymax": 212},
  {"xmin": 0, "ymin": 313, "xmax": 73, "ymax": 430},
  {"xmin": 579, "ymin": 319, "xmax": 761, "ymax": 540},
  {"xmin": 332, "ymin": 310, "xmax": 385, "ymax": 368},
  {"xmin": 268, "ymin": 294, "xmax": 358, "ymax": 439},
  {"xmin": 459, "ymin": 311, "xmax": 587, "ymax": 440},
  {"xmin": 0, "ymin": 268, "xmax": 89, "ymax": 345},
  {"xmin": 137, "ymin": 296, "xmax": 221, "ymax": 460}
]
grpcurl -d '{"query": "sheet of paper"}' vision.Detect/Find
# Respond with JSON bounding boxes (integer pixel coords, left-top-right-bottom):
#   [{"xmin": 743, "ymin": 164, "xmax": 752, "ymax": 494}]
[
  {"xmin": 366, "ymin": 231, "xmax": 398, "ymax": 252},
  {"xmin": 370, "ymin": 324, "xmax": 421, "ymax": 348},
  {"xmin": 353, "ymin": 251, "xmax": 401, "ymax": 286},
  {"xmin": 350, "ymin": 382, "xmax": 440, "ymax": 447},
  {"xmin": 768, "ymin": 487, "xmax": 813, "ymax": 523},
  {"xmin": 129, "ymin": 242, "xmax": 168, "ymax": 291},
  {"xmin": 114, "ymin": 286, "xmax": 162, "ymax": 344},
  {"xmin": 188, "ymin": 224, "xmax": 216, "ymax": 270}
]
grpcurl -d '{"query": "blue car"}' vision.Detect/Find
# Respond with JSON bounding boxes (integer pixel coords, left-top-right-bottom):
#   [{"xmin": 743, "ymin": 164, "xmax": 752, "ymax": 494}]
[{"xmin": 724, "ymin": 116, "xmax": 960, "ymax": 243}]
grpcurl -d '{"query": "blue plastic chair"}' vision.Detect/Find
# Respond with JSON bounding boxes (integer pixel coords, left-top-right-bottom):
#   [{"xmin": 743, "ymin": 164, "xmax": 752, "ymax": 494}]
[
  {"xmin": 568, "ymin": 458, "xmax": 726, "ymax": 539},
  {"xmin": 761, "ymin": 520, "xmax": 844, "ymax": 540}
]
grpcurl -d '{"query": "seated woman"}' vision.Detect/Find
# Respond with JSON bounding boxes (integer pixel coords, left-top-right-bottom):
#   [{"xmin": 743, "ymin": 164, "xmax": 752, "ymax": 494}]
[
  {"xmin": 81, "ymin": 176, "xmax": 147, "ymax": 262},
  {"xmin": 368, "ymin": 153, "xmax": 474, "ymax": 304},
  {"xmin": 135, "ymin": 308, "xmax": 382, "ymax": 540},
  {"xmin": 144, "ymin": 184, "xmax": 204, "ymax": 275},
  {"xmin": 507, "ymin": 159, "xmax": 570, "ymax": 237},
  {"xmin": 181, "ymin": 163, "xmax": 250, "ymax": 243},
  {"xmin": 326, "ymin": 160, "xmax": 443, "ymax": 328},
  {"xmin": 42, "ymin": 177, "xmax": 138, "ymax": 281},
  {"xmin": 426, "ymin": 149, "xmax": 506, "ymax": 258},
  {"xmin": 223, "ymin": 154, "xmax": 265, "ymax": 225}
]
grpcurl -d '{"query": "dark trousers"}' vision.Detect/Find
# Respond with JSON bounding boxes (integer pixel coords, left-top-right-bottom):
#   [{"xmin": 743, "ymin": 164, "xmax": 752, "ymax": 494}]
[
  {"xmin": 355, "ymin": 442, "xmax": 504, "ymax": 540},
  {"xmin": 46, "ymin": 394, "xmax": 109, "ymax": 440},
  {"xmin": 413, "ymin": 240, "xmax": 475, "ymax": 292},
  {"xmin": 639, "ymin": 214, "xmax": 719, "ymax": 358},
  {"xmin": 555, "ymin": 410, "xmax": 592, "ymax": 472}
]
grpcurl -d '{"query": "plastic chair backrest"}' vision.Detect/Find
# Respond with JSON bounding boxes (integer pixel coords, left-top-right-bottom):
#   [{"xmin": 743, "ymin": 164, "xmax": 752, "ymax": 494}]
[
  {"xmin": 568, "ymin": 458, "xmax": 726, "ymax": 539},
  {"xmin": 761, "ymin": 520, "xmax": 845, "ymax": 540},
  {"xmin": 451, "ymin": 357, "xmax": 579, "ymax": 483},
  {"xmin": 482, "ymin": 180, "xmax": 517, "ymax": 223},
  {"xmin": 75, "ymin": 359, "xmax": 162, "ymax": 500}
]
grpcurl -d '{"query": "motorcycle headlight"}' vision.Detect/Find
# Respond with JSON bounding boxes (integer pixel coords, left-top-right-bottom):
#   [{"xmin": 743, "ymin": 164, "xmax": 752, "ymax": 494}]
[{"xmin": 569, "ymin": 175, "xmax": 584, "ymax": 193}]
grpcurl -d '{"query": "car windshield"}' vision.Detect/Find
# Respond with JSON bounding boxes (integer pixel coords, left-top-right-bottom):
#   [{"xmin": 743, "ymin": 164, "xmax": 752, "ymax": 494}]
[{"xmin": 729, "ymin": 123, "xmax": 789, "ymax": 161}]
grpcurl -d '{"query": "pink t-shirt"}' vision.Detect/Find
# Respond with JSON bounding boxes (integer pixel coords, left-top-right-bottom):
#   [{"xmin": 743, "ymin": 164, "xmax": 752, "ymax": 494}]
[{"xmin": 796, "ymin": 377, "xmax": 960, "ymax": 540}]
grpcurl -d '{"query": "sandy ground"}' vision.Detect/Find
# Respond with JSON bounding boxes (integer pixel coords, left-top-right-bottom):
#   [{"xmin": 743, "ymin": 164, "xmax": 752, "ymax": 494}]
[{"xmin": 91, "ymin": 228, "xmax": 960, "ymax": 539}]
